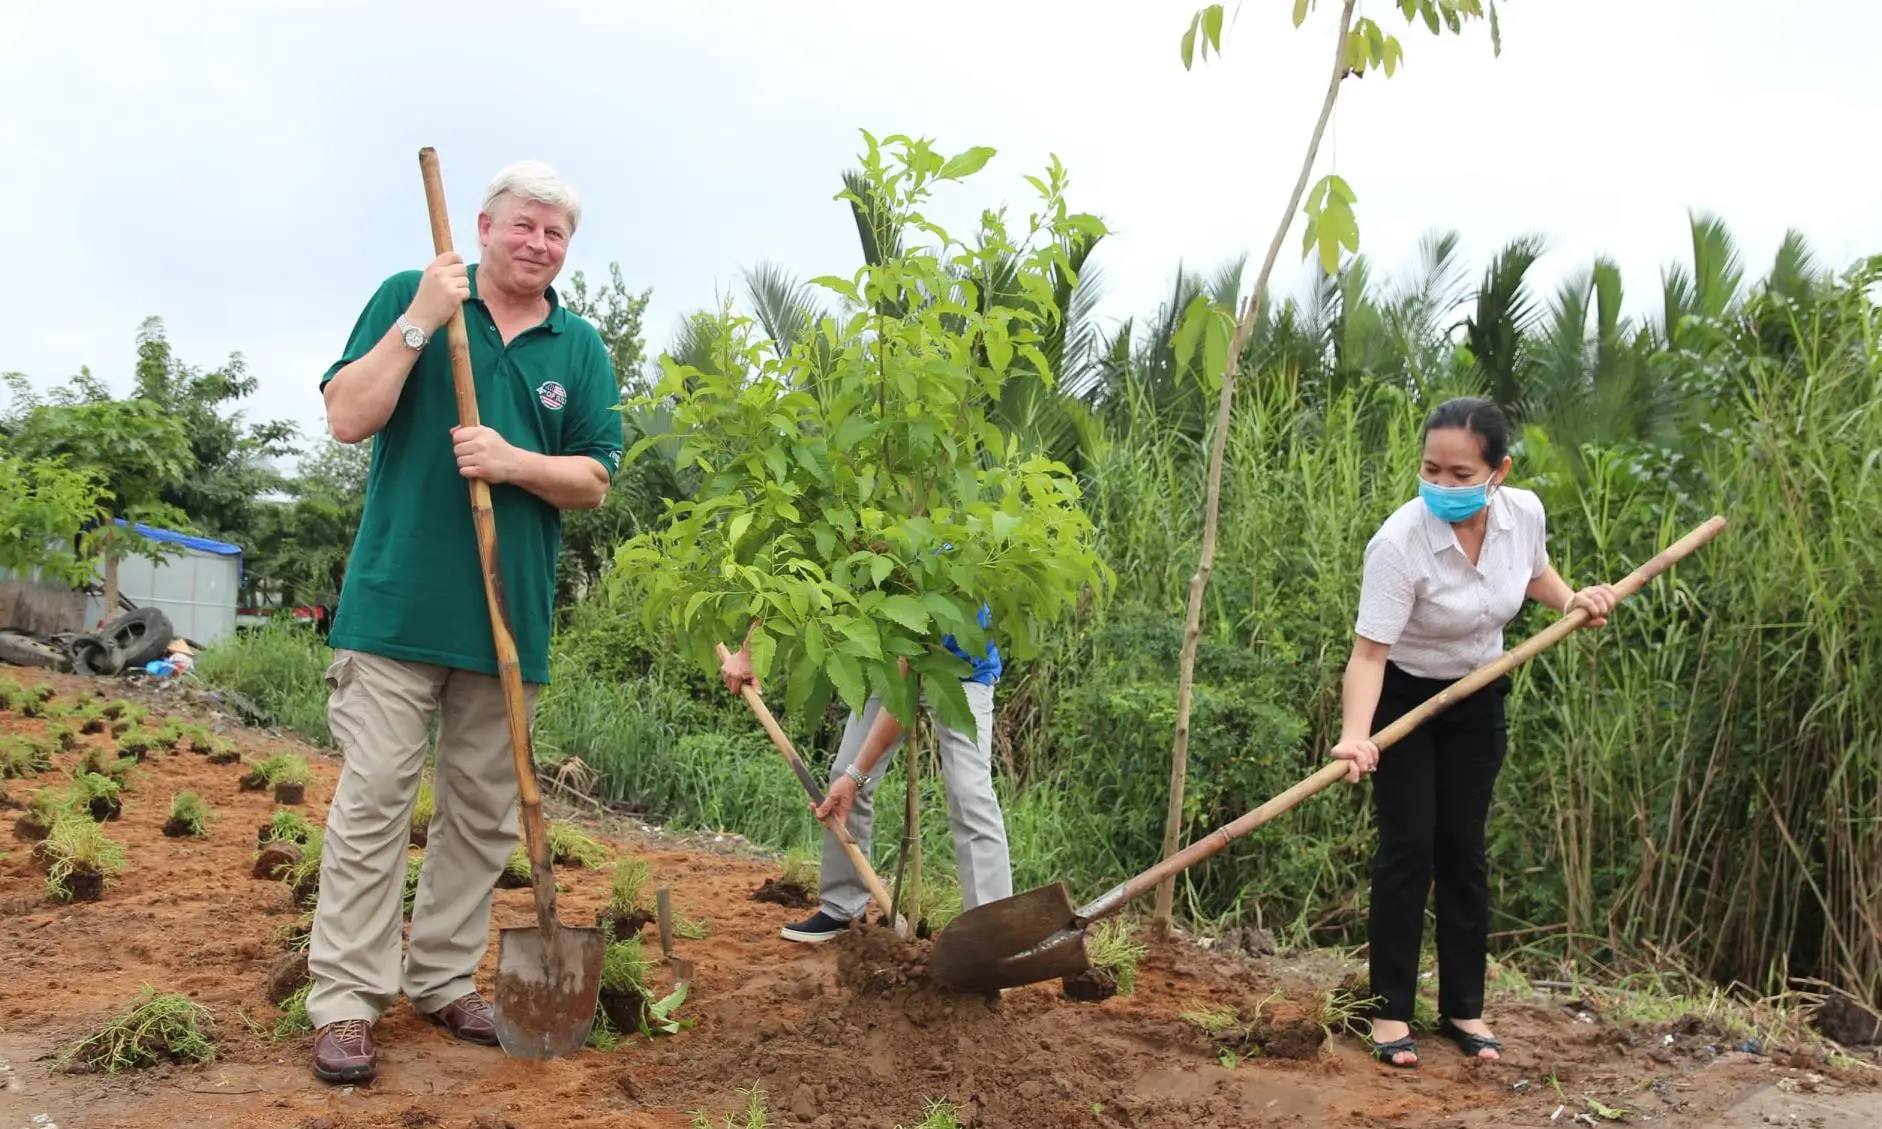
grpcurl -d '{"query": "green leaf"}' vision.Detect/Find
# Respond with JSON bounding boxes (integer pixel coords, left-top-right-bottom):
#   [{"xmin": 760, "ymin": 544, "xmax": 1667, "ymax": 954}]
[
  {"xmin": 939, "ymin": 146, "xmax": 996, "ymax": 181},
  {"xmin": 923, "ymin": 669, "xmax": 976, "ymax": 737},
  {"xmin": 1173, "ymin": 294, "xmax": 1212, "ymax": 369},
  {"xmin": 869, "ymin": 554, "xmax": 894, "ymax": 587},
  {"xmin": 750, "ymin": 626, "xmax": 778, "ymax": 682},
  {"xmin": 1489, "ymin": 0, "xmax": 1501, "ymax": 55},
  {"xmin": 985, "ymin": 333, "xmax": 1014, "ymax": 375},
  {"xmin": 1383, "ymin": 36, "xmax": 1404, "ymax": 76},
  {"xmin": 827, "ymin": 650, "xmax": 868, "ymax": 714},
  {"xmin": 1180, "ymin": 16, "xmax": 1199, "ymax": 68},
  {"xmin": 1203, "ymin": 4, "xmax": 1223, "ymax": 52},
  {"xmin": 837, "ymin": 617, "xmax": 883, "ymax": 660},
  {"xmin": 786, "ymin": 645, "xmax": 822, "ymax": 719},
  {"xmin": 727, "ymin": 511, "xmax": 752, "ymax": 549},
  {"xmin": 1293, "ymin": 0, "xmax": 1310, "ymax": 27},
  {"xmin": 878, "ymin": 595, "xmax": 930, "ymax": 633}
]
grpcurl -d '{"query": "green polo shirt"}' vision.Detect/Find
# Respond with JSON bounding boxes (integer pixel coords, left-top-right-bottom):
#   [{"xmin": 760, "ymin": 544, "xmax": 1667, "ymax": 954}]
[{"xmin": 319, "ymin": 265, "xmax": 622, "ymax": 684}]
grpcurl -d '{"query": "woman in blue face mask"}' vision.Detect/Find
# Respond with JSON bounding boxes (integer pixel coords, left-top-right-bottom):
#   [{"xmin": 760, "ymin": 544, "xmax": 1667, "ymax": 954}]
[{"xmin": 1328, "ymin": 397, "xmax": 1617, "ymax": 1069}]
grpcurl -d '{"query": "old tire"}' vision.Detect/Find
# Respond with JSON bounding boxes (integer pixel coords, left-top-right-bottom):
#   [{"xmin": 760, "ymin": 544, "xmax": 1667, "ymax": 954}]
[
  {"xmin": 66, "ymin": 634, "xmax": 123, "ymax": 677},
  {"xmin": 101, "ymin": 608, "xmax": 173, "ymax": 669},
  {"xmin": 0, "ymin": 630, "xmax": 70, "ymax": 672}
]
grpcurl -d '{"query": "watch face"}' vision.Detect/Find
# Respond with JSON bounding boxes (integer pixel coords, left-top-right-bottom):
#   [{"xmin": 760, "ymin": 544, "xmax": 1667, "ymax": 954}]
[{"xmin": 403, "ymin": 325, "xmax": 426, "ymax": 348}]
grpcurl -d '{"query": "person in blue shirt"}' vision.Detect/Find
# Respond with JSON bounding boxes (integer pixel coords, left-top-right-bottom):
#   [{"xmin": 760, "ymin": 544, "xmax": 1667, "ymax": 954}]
[{"xmin": 719, "ymin": 604, "xmax": 1011, "ymax": 942}]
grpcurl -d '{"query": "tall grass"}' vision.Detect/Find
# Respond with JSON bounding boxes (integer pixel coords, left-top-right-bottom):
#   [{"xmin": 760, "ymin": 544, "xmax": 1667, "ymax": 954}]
[{"xmin": 191, "ymin": 271, "xmax": 1882, "ymax": 1003}]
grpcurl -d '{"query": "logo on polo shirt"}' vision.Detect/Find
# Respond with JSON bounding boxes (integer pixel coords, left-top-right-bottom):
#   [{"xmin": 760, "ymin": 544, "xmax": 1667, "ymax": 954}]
[{"xmin": 537, "ymin": 381, "xmax": 567, "ymax": 410}]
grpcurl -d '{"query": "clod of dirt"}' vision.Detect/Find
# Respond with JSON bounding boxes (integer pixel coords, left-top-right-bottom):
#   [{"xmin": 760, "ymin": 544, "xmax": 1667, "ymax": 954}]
[
  {"xmin": 791, "ymin": 1082, "xmax": 817, "ymax": 1122},
  {"xmin": 160, "ymin": 818, "xmax": 194, "ymax": 839},
  {"xmin": 834, "ymin": 923, "xmax": 931, "ymax": 996},
  {"xmin": 205, "ymin": 749, "xmax": 239, "ymax": 765},
  {"xmin": 1252, "ymin": 1016, "xmax": 1325, "ymax": 1060},
  {"xmin": 267, "ymin": 951, "xmax": 310, "ymax": 1005},
  {"xmin": 1813, "ymin": 995, "xmax": 1882, "ymax": 1047},
  {"xmin": 254, "ymin": 840, "xmax": 302, "ymax": 881},
  {"xmin": 238, "ymin": 770, "xmax": 268, "ymax": 792},
  {"xmin": 751, "ymin": 877, "xmax": 813, "ymax": 907},
  {"xmin": 13, "ymin": 814, "xmax": 50, "ymax": 842},
  {"xmin": 468, "ymin": 1116, "xmax": 517, "ymax": 1129},
  {"xmin": 1222, "ymin": 925, "xmax": 1277, "ymax": 958},
  {"xmin": 1060, "ymin": 967, "xmax": 1118, "ymax": 1003},
  {"xmin": 598, "ymin": 907, "xmax": 653, "ymax": 943},
  {"xmin": 399, "ymin": 1108, "xmax": 436, "ymax": 1127}
]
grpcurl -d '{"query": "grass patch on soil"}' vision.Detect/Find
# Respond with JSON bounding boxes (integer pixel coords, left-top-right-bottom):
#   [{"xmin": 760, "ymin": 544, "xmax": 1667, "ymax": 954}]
[
  {"xmin": 164, "ymin": 792, "xmax": 209, "ymax": 838},
  {"xmin": 1087, "ymin": 919, "xmax": 1148, "ymax": 997},
  {"xmin": 548, "ymin": 821, "xmax": 611, "ymax": 868},
  {"xmin": 43, "ymin": 815, "xmax": 128, "ymax": 901},
  {"xmin": 689, "ymin": 1085, "xmax": 770, "ymax": 1129},
  {"xmin": 53, "ymin": 987, "xmax": 217, "ymax": 1073}
]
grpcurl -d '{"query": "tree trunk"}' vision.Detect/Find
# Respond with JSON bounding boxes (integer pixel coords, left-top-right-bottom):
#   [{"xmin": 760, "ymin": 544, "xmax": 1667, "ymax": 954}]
[
  {"xmin": 1153, "ymin": 0, "xmax": 1359, "ymax": 927},
  {"xmin": 905, "ymin": 694, "xmax": 923, "ymax": 929},
  {"xmin": 102, "ymin": 552, "xmax": 119, "ymax": 627}
]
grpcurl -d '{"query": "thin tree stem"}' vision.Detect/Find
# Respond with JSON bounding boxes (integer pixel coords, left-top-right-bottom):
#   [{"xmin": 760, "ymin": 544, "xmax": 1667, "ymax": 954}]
[{"xmin": 1154, "ymin": 0, "xmax": 1358, "ymax": 925}]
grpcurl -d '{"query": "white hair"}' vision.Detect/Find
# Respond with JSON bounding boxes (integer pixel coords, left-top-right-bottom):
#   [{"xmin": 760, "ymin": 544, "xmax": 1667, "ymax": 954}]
[{"xmin": 482, "ymin": 160, "xmax": 582, "ymax": 234}]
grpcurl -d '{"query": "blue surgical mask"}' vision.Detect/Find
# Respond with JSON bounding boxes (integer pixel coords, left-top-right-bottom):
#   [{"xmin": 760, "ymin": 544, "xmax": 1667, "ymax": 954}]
[{"xmin": 1419, "ymin": 478, "xmax": 1493, "ymax": 523}]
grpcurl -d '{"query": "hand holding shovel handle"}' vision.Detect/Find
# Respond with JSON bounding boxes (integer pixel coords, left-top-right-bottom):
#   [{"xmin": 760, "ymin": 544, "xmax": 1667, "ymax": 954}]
[
  {"xmin": 716, "ymin": 643, "xmax": 907, "ymax": 936},
  {"xmin": 1079, "ymin": 514, "xmax": 1728, "ymax": 922}
]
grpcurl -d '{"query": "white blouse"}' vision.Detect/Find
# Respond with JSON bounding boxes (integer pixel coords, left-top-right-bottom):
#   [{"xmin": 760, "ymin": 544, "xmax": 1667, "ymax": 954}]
[{"xmin": 1353, "ymin": 485, "xmax": 1551, "ymax": 680}]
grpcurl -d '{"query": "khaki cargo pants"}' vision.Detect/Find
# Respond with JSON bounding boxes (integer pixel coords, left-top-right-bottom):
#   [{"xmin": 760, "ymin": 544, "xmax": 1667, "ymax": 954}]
[{"xmin": 305, "ymin": 649, "xmax": 537, "ymax": 1030}]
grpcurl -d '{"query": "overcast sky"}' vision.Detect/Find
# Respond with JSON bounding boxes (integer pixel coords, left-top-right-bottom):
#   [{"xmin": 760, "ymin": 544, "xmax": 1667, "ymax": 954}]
[{"xmin": 4, "ymin": 1, "xmax": 1877, "ymax": 468}]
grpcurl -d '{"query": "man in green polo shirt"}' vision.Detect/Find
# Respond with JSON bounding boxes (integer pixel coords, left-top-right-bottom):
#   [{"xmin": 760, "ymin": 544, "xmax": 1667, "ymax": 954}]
[{"xmin": 306, "ymin": 159, "xmax": 622, "ymax": 1085}]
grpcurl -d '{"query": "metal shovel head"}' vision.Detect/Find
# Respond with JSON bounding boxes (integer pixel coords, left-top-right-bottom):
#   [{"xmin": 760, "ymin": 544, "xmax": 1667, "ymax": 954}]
[
  {"xmin": 928, "ymin": 881, "xmax": 1092, "ymax": 992},
  {"xmin": 493, "ymin": 922, "xmax": 606, "ymax": 1060}
]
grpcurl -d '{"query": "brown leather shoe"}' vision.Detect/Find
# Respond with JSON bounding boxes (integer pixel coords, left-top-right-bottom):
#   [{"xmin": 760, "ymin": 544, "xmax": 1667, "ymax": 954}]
[
  {"xmin": 312, "ymin": 1019, "xmax": 378, "ymax": 1083},
  {"xmin": 422, "ymin": 991, "xmax": 499, "ymax": 1046}
]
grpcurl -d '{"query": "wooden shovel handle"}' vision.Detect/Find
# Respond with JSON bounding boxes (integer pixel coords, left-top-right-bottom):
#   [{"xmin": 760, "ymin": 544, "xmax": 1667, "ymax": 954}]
[
  {"xmin": 419, "ymin": 147, "xmax": 558, "ymax": 935},
  {"xmin": 716, "ymin": 643, "xmax": 903, "ymax": 930},
  {"xmin": 1081, "ymin": 514, "xmax": 1729, "ymax": 922}
]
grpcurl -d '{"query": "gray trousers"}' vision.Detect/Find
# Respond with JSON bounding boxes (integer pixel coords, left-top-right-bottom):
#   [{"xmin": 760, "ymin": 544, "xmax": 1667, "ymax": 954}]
[
  {"xmin": 819, "ymin": 680, "xmax": 1012, "ymax": 921},
  {"xmin": 306, "ymin": 649, "xmax": 535, "ymax": 1029}
]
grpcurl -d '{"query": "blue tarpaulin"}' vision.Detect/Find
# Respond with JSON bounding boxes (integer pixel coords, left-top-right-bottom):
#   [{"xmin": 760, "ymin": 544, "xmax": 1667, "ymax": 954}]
[{"xmin": 112, "ymin": 519, "xmax": 242, "ymax": 558}]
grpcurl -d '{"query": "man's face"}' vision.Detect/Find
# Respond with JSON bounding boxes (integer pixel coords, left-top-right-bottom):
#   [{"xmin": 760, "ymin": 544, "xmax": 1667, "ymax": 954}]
[{"xmin": 477, "ymin": 194, "xmax": 572, "ymax": 294}]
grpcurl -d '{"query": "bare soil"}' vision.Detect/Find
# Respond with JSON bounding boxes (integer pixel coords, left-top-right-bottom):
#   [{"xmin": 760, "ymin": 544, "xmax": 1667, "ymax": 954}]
[{"xmin": 2, "ymin": 669, "xmax": 1879, "ymax": 1129}]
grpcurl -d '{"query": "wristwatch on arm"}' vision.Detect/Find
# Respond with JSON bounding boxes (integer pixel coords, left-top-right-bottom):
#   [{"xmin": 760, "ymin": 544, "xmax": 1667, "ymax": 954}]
[
  {"xmin": 842, "ymin": 764, "xmax": 866, "ymax": 788},
  {"xmin": 395, "ymin": 314, "xmax": 429, "ymax": 351}
]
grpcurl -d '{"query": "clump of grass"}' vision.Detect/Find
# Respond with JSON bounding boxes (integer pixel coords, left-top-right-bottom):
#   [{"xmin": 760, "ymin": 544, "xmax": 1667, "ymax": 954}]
[
  {"xmin": 52, "ymin": 987, "xmax": 216, "ymax": 1073},
  {"xmin": 183, "ymin": 724, "xmax": 214, "ymax": 754},
  {"xmin": 898, "ymin": 1099, "xmax": 962, "ymax": 1129},
  {"xmin": 281, "ymin": 828, "xmax": 325, "ymax": 908},
  {"xmin": 586, "ymin": 1010, "xmax": 621, "ymax": 1052},
  {"xmin": 0, "ymin": 736, "xmax": 53, "ymax": 778},
  {"xmin": 674, "ymin": 914, "xmax": 711, "ymax": 940},
  {"xmin": 165, "ymin": 793, "xmax": 209, "ymax": 838},
  {"xmin": 71, "ymin": 772, "xmax": 122, "ymax": 821},
  {"xmin": 43, "ymin": 814, "xmax": 129, "ymax": 901},
  {"xmin": 779, "ymin": 850, "xmax": 819, "ymax": 893},
  {"xmin": 0, "ymin": 674, "xmax": 19, "ymax": 705},
  {"xmin": 689, "ymin": 1085, "xmax": 770, "ymax": 1129},
  {"xmin": 74, "ymin": 702, "xmax": 108, "ymax": 734},
  {"xmin": 608, "ymin": 856, "xmax": 653, "ymax": 914},
  {"xmin": 117, "ymin": 730, "xmax": 157, "ymax": 760},
  {"xmin": 99, "ymin": 700, "xmax": 130, "ymax": 721},
  {"xmin": 411, "ymin": 775, "xmax": 435, "ymax": 844},
  {"xmin": 547, "ymin": 821, "xmax": 610, "ymax": 868},
  {"xmin": 1313, "ymin": 984, "xmax": 1383, "ymax": 1038},
  {"xmin": 272, "ymin": 981, "xmax": 312, "ymax": 1040},
  {"xmin": 256, "ymin": 754, "xmax": 310, "ymax": 787},
  {"xmin": 78, "ymin": 745, "xmax": 136, "ymax": 787},
  {"xmin": 150, "ymin": 719, "xmax": 184, "ymax": 750},
  {"xmin": 47, "ymin": 722, "xmax": 78, "ymax": 752},
  {"xmin": 1087, "ymin": 919, "xmax": 1148, "ymax": 996},
  {"xmin": 499, "ymin": 843, "xmax": 532, "ymax": 887},
  {"xmin": 204, "ymin": 738, "xmax": 239, "ymax": 764},
  {"xmin": 20, "ymin": 786, "xmax": 83, "ymax": 838},
  {"xmin": 260, "ymin": 807, "xmax": 315, "ymax": 846},
  {"xmin": 601, "ymin": 936, "xmax": 652, "ymax": 993},
  {"xmin": 401, "ymin": 851, "xmax": 424, "ymax": 918}
]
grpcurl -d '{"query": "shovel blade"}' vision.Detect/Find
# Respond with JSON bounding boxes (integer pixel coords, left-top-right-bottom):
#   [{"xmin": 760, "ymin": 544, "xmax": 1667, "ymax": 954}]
[
  {"xmin": 493, "ymin": 923, "xmax": 606, "ymax": 1060},
  {"xmin": 928, "ymin": 882, "xmax": 1092, "ymax": 992}
]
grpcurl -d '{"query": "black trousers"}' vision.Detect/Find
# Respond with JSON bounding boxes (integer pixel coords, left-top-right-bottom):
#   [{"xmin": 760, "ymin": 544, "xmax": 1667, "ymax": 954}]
[{"xmin": 1367, "ymin": 661, "xmax": 1511, "ymax": 1023}]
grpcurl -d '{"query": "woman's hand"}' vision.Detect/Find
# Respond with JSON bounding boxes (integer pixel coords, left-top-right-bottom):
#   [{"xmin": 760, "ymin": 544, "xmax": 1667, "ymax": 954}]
[
  {"xmin": 1566, "ymin": 584, "xmax": 1618, "ymax": 627},
  {"xmin": 1330, "ymin": 737, "xmax": 1381, "ymax": 784},
  {"xmin": 815, "ymin": 773, "xmax": 859, "ymax": 824}
]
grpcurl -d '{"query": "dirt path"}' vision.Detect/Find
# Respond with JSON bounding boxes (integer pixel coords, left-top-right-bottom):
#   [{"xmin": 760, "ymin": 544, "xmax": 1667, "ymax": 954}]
[{"xmin": 1, "ymin": 670, "xmax": 1875, "ymax": 1129}]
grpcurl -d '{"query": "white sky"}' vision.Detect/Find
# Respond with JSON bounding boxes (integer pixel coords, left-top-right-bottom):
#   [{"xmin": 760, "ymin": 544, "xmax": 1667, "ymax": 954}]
[{"xmin": 4, "ymin": 1, "xmax": 1878, "ymax": 466}]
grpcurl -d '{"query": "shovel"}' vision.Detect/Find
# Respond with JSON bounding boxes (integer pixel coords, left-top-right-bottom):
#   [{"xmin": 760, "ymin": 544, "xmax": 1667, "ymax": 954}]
[
  {"xmin": 419, "ymin": 147, "xmax": 604, "ymax": 1057},
  {"xmin": 716, "ymin": 642, "xmax": 909, "ymax": 937},
  {"xmin": 929, "ymin": 515, "xmax": 1728, "ymax": 993}
]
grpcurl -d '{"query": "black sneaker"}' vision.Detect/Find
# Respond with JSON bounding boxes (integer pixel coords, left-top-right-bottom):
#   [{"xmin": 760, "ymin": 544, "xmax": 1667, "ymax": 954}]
[{"xmin": 780, "ymin": 910, "xmax": 851, "ymax": 944}]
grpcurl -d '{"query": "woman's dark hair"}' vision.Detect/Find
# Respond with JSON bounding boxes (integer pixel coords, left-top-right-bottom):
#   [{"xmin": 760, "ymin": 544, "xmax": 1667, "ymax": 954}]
[{"xmin": 1423, "ymin": 397, "xmax": 1510, "ymax": 467}]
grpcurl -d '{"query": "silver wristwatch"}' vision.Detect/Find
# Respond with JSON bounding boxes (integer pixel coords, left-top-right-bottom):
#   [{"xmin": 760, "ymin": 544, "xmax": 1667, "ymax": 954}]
[
  {"xmin": 395, "ymin": 314, "xmax": 429, "ymax": 351},
  {"xmin": 843, "ymin": 764, "xmax": 866, "ymax": 788}
]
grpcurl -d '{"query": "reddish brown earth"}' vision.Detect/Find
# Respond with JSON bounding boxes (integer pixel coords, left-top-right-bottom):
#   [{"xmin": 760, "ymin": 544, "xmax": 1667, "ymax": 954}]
[{"xmin": 1, "ymin": 670, "xmax": 1878, "ymax": 1129}]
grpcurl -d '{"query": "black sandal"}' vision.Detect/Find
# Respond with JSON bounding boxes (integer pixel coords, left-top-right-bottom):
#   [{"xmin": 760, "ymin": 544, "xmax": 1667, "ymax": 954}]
[
  {"xmin": 1369, "ymin": 1034, "xmax": 1420, "ymax": 1068},
  {"xmin": 1438, "ymin": 1017, "xmax": 1502, "ymax": 1059}
]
